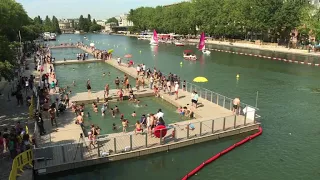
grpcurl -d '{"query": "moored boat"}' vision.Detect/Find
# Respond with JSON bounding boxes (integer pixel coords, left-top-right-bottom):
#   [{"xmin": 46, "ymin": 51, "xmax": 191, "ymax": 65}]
[
  {"xmin": 175, "ymin": 42, "xmax": 185, "ymax": 46},
  {"xmin": 183, "ymin": 50, "xmax": 197, "ymax": 61}
]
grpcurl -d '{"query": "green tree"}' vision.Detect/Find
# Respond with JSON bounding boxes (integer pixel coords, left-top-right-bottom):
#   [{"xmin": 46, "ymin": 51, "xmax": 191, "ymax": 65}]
[
  {"xmin": 107, "ymin": 17, "xmax": 119, "ymax": 26},
  {"xmin": 0, "ymin": 0, "xmax": 31, "ymax": 80},
  {"xmin": 89, "ymin": 24, "xmax": 102, "ymax": 32},
  {"xmin": 79, "ymin": 15, "xmax": 85, "ymax": 30},
  {"xmin": 88, "ymin": 14, "xmax": 92, "ymax": 24},
  {"xmin": 43, "ymin": 15, "xmax": 53, "ymax": 32},
  {"xmin": 34, "ymin": 16, "xmax": 43, "ymax": 25},
  {"xmin": 52, "ymin": 16, "xmax": 61, "ymax": 34},
  {"xmin": 92, "ymin": 19, "xmax": 97, "ymax": 25}
]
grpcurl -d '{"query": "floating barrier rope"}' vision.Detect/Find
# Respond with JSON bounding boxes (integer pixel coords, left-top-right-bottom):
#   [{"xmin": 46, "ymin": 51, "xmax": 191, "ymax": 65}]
[
  {"xmin": 208, "ymin": 48, "xmax": 320, "ymax": 66},
  {"xmin": 181, "ymin": 126, "xmax": 263, "ymax": 180}
]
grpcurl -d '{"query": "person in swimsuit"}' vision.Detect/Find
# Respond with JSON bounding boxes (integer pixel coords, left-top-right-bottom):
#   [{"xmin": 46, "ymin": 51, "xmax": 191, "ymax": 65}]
[
  {"xmin": 233, "ymin": 97, "xmax": 241, "ymax": 115},
  {"xmin": 135, "ymin": 121, "xmax": 143, "ymax": 134},
  {"xmin": 122, "ymin": 119, "xmax": 128, "ymax": 133},
  {"xmin": 117, "ymin": 89, "xmax": 123, "ymax": 101},
  {"xmin": 135, "ymin": 78, "xmax": 140, "ymax": 91},
  {"xmin": 48, "ymin": 106, "xmax": 57, "ymax": 127},
  {"xmin": 115, "ymin": 77, "xmax": 120, "ymax": 89},
  {"xmin": 110, "ymin": 108, "xmax": 115, "ymax": 118},
  {"xmin": 132, "ymin": 111, "xmax": 136, "ymax": 117},
  {"xmin": 104, "ymin": 84, "xmax": 109, "ymax": 97},
  {"xmin": 86, "ymin": 79, "xmax": 91, "ymax": 94},
  {"xmin": 125, "ymin": 78, "xmax": 129, "ymax": 91},
  {"xmin": 64, "ymin": 93, "xmax": 69, "ymax": 107}
]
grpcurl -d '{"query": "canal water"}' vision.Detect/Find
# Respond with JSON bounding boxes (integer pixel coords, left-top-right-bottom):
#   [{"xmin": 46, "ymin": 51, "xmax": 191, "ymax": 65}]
[{"xmin": 41, "ymin": 34, "xmax": 320, "ymax": 180}]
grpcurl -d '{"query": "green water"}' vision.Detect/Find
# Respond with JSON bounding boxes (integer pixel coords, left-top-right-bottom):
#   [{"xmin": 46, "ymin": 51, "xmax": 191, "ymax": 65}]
[
  {"xmin": 82, "ymin": 97, "xmax": 184, "ymax": 134},
  {"xmin": 39, "ymin": 34, "xmax": 320, "ymax": 180},
  {"xmin": 50, "ymin": 48, "xmax": 93, "ymax": 60},
  {"xmin": 54, "ymin": 63, "xmax": 135, "ymax": 94}
]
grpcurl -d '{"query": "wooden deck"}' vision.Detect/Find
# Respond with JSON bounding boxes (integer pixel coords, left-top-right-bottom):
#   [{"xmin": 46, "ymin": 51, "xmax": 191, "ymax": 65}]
[{"xmin": 53, "ymin": 59, "xmax": 102, "ymax": 65}]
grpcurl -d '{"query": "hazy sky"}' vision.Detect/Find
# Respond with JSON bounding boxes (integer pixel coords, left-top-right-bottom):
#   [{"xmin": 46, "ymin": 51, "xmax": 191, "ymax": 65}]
[{"xmin": 16, "ymin": 0, "xmax": 183, "ymax": 20}]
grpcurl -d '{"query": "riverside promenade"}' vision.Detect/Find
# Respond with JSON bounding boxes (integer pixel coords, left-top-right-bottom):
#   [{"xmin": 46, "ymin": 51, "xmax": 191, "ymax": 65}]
[
  {"xmin": 119, "ymin": 33, "xmax": 320, "ymax": 57},
  {"xmin": 33, "ymin": 45, "xmax": 260, "ymax": 175}
]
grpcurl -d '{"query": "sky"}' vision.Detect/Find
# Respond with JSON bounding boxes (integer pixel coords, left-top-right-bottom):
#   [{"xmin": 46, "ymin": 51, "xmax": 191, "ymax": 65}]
[{"xmin": 16, "ymin": 0, "xmax": 183, "ymax": 20}]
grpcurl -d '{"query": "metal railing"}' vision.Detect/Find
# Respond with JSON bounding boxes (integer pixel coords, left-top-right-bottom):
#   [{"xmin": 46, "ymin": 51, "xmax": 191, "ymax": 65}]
[
  {"xmin": 185, "ymin": 81, "xmax": 258, "ymax": 111},
  {"xmin": 33, "ymin": 109, "xmax": 257, "ymax": 168}
]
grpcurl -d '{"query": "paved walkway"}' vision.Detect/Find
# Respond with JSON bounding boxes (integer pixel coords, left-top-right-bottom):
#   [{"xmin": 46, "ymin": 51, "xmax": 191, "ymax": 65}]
[
  {"xmin": 0, "ymin": 58, "xmax": 38, "ymax": 180},
  {"xmin": 37, "ymin": 63, "xmax": 82, "ymax": 147}
]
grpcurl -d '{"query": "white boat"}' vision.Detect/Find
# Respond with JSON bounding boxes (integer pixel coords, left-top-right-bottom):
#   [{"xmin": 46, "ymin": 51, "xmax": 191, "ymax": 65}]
[
  {"xmin": 183, "ymin": 54, "xmax": 197, "ymax": 61},
  {"xmin": 199, "ymin": 32, "xmax": 211, "ymax": 54},
  {"xmin": 74, "ymin": 30, "xmax": 80, "ymax": 34},
  {"xmin": 175, "ymin": 42, "xmax": 185, "ymax": 46},
  {"xmin": 183, "ymin": 50, "xmax": 197, "ymax": 60},
  {"xmin": 150, "ymin": 29, "xmax": 159, "ymax": 46},
  {"xmin": 49, "ymin": 33, "xmax": 56, "ymax": 41}
]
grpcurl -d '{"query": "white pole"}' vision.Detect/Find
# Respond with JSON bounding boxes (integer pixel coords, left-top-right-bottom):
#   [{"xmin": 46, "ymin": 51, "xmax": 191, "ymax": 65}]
[{"xmin": 255, "ymin": 91, "xmax": 259, "ymax": 108}]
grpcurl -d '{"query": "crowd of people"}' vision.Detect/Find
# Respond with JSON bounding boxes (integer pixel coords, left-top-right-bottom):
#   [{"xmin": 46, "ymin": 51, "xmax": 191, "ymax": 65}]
[{"xmin": 0, "ymin": 122, "xmax": 33, "ymax": 159}]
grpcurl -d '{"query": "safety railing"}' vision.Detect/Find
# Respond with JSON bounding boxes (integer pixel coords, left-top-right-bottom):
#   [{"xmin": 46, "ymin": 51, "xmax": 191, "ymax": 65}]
[
  {"xmin": 33, "ymin": 108, "xmax": 257, "ymax": 168},
  {"xmin": 185, "ymin": 81, "xmax": 258, "ymax": 111},
  {"xmin": 9, "ymin": 149, "xmax": 33, "ymax": 180}
]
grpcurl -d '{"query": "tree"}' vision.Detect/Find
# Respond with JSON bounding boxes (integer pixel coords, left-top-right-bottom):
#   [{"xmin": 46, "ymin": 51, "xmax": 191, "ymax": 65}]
[
  {"xmin": 43, "ymin": 15, "xmax": 53, "ymax": 32},
  {"xmin": 107, "ymin": 17, "xmax": 119, "ymax": 26},
  {"xmin": 88, "ymin": 14, "xmax": 92, "ymax": 24},
  {"xmin": 79, "ymin": 15, "xmax": 85, "ymax": 30},
  {"xmin": 34, "ymin": 16, "xmax": 43, "ymax": 25},
  {"xmin": 89, "ymin": 24, "xmax": 102, "ymax": 32},
  {"xmin": 0, "ymin": 0, "xmax": 31, "ymax": 80},
  {"xmin": 52, "ymin": 16, "xmax": 61, "ymax": 34},
  {"xmin": 92, "ymin": 19, "xmax": 97, "ymax": 25}
]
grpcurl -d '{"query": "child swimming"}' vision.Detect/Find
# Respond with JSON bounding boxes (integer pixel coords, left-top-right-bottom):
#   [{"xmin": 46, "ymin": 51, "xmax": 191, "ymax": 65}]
[
  {"xmin": 132, "ymin": 111, "xmax": 136, "ymax": 117},
  {"xmin": 110, "ymin": 108, "xmax": 115, "ymax": 118}
]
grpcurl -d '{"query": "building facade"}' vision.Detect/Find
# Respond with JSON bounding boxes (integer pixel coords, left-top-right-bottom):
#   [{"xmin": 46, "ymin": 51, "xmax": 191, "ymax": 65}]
[
  {"xmin": 104, "ymin": 22, "xmax": 117, "ymax": 32},
  {"xmin": 58, "ymin": 19, "xmax": 76, "ymax": 34},
  {"xmin": 115, "ymin": 14, "xmax": 133, "ymax": 27},
  {"xmin": 96, "ymin": 20, "xmax": 107, "ymax": 27}
]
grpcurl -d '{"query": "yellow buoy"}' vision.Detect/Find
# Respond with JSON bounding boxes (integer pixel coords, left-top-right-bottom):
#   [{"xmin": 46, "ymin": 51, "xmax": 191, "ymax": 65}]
[
  {"xmin": 180, "ymin": 62, "xmax": 183, "ymax": 65},
  {"xmin": 140, "ymin": 50, "xmax": 142, "ymax": 53},
  {"xmin": 236, "ymin": 74, "xmax": 240, "ymax": 78}
]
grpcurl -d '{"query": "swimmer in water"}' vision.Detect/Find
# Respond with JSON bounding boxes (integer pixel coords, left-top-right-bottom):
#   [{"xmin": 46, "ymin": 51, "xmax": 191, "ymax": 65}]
[
  {"xmin": 110, "ymin": 108, "xmax": 115, "ymax": 118},
  {"xmin": 72, "ymin": 68, "xmax": 75, "ymax": 71},
  {"xmin": 72, "ymin": 80, "xmax": 76, "ymax": 86},
  {"xmin": 108, "ymin": 72, "xmax": 110, "ymax": 76},
  {"xmin": 132, "ymin": 111, "xmax": 136, "ymax": 117},
  {"xmin": 103, "ymin": 72, "xmax": 106, "ymax": 76},
  {"xmin": 112, "ymin": 123, "xmax": 117, "ymax": 130},
  {"xmin": 87, "ymin": 112, "xmax": 91, "ymax": 117}
]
